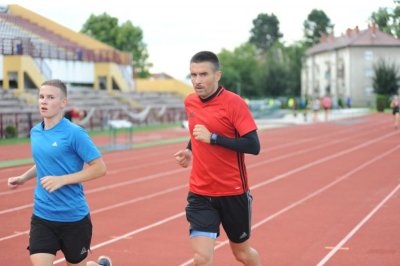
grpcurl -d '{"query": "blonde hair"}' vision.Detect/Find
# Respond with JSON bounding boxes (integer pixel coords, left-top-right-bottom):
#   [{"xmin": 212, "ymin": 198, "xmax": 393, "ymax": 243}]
[{"xmin": 41, "ymin": 79, "xmax": 67, "ymax": 98}]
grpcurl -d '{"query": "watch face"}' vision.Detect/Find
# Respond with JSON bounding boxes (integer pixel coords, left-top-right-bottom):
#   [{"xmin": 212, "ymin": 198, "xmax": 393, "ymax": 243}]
[{"xmin": 211, "ymin": 133, "xmax": 217, "ymax": 144}]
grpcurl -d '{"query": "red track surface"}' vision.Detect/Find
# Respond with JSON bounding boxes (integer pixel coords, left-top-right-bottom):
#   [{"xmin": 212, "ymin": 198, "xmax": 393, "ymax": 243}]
[{"xmin": 1, "ymin": 113, "xmax": 399, "ymax": 265}]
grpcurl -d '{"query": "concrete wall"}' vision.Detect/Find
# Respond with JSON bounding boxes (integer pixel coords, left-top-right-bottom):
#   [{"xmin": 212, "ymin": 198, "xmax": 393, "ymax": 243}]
[{"xmin": 302, "ymin": 46, "xmax": 400, "ymax": 106}]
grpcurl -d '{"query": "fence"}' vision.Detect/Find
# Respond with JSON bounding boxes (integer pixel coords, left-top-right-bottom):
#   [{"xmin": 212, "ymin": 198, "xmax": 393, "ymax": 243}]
[{"xmin": 0, "ymin": 106, "xmax": 187, "ymax": 139}]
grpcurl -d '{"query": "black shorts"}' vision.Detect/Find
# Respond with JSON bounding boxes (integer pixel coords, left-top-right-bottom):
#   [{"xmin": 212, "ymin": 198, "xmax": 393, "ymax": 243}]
[
  {"xmin": 393, "ymin": 107, "xmax": 399, "ymax": 115},
  {"xmin": 185, "ymin": 191, "xmax": 253, "ymax": 243},
  {"xmin": 28, "ymin": 214, "xmax": 92, "ymax": 264}
]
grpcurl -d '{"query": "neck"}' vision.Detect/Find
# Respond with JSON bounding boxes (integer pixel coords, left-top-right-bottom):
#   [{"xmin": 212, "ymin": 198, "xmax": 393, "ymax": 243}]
[
  {"xmin": 43, "ymin": 115, "xmax": 63, "ymax": 130},
  {"xmin": 200, "ymin": 86, "xmax": 222, "ymax": 103}
]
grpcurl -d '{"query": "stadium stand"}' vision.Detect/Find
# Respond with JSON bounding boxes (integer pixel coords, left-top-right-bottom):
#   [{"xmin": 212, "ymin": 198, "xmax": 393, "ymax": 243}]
[
  {"xmin": 0, "ymin": 4, "xmax": 188, "ymax": 138},
  {"xmin": 0, "ymin": 13, "xmax": 76, "ymax": 60}
]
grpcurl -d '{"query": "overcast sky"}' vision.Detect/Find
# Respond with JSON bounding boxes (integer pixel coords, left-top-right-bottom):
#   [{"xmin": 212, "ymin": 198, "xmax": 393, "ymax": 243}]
[{"xmin": 7, "ymin": 0, "xmax": 397, "ymax": 80}]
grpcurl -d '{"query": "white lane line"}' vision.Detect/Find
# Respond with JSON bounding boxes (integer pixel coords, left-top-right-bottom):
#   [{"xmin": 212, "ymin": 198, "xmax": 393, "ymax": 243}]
[
  {"xmin": 53, "ymin": 212, "xmax": 186, "ymax": 264},
  {"xmin": 0, "ymin": 168, "xmax": 189, "ymax": 215},
  {"xmin": 1, "ymin": 127, "xmax": 397, "ymax": 242},
  {"xmin": 0, "ymin": 184, "xmax": 187, "ymax": 242},
  {"xmin": 0, "ymin": 117, "xmax": 382, "ymax": 187},
  {"xmin": 0, "ymin": 230, "xmax": 29, "ymax": 242},
  {"xmin": 179, "ymin": 144, "xmax": 400, "ymax": 266},
  {"xmin": 317, "ymin": 183, "xmax": 400, "ymax": 266}
]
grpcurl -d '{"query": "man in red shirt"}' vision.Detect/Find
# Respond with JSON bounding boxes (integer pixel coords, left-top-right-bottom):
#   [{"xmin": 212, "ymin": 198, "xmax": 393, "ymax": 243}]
[{"xmin": 175, "ymin": 51, "xmax": 260, "ymax": 265}]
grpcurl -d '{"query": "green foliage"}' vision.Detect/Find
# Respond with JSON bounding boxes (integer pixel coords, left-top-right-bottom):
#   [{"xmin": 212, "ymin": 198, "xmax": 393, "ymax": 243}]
[
  {"xmin": 376, "ymin": 94, "xmax": 388, "ymax": 112},
  {"xmin": 81, "ymin": 13, "xmax": 151, "ymax": 77},
  {"xmin": 370, "ymin": 5, "xmax": 400, "ymax": 38},
  {"xmin": 81, "ymin": 13, "xmax": 119, "ymax": 45},
  {"xmin": 282, "ymin": 42, "xmax": 307, "ymax": 96},
  {"xmin": 256, "ymin": 42, "xmax": 306, "ymax": 97},
  {"xmin": 303, "ymin": 9, "xmax": 334, "ymax": 47},
  {"xmin": 5, "ymin": 125, "xmax": 17, "ymax": 138},
  {"xmin": 372, "ymin": 59, "xmax": 400, "ymax": 96},
  {"xmin": 249, "ymin": 13, "xmax": 283, "ymax": 52},
  {"xmin": 219, "ymin": 44, "xmax": 260, "ymax": 97},
  {"xmin": 217, "ymin": 40, "xmax": 306, "ymax": 98}
]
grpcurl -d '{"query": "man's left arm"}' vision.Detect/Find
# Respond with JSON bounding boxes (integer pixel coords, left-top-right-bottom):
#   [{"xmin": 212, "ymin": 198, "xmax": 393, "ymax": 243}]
[
  {"xmin": 192, "ymin": 124, "xmax": 260, "ymax": 155},
  {"xmin": 212, "ymin": 130, "xmax": 260, "ymax": 155},
  {"xmin": 40, "ymin": 157, "xmax": 107, "ymax": 192}
]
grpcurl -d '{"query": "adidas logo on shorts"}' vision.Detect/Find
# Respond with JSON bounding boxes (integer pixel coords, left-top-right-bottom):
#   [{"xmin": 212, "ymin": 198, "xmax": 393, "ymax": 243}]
[
  {"xmin": 80, "ymin": 247, "xmax": 87, "ymax": 255},
  {"xmin": 239, "ymin": 232, "xmax": 248, "ymax": 239}
]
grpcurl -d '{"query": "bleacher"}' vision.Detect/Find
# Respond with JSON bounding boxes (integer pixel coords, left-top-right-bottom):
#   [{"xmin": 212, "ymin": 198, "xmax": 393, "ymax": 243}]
[
  {"xmin": 0, "ymin": 5, "xmax": 187, "ymax": 138},
  {"xmin": 124, "ymin": 91, "xmax": 184, "ymax": 108},
  {"xmin": 0, "ymin": 87, "xmax": 186, "ymax": 138},
  {"xmin": 0, "ymin": 13, "xmax": 75, "ymax": 60}
]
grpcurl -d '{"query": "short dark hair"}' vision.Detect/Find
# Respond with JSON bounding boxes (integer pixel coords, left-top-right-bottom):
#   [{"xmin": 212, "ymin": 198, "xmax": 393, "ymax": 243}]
[
  {"xmin": 190, "ymin": 51, "xmax": 220, "ymax": 71},
  {"xmin": 41, "ymin": 79, "xmax": 67, "ymax": 98}
]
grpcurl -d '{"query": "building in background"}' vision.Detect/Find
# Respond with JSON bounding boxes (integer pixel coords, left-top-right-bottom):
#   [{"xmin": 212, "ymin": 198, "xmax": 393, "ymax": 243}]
[{"xmin": 302, "ymin": 25, "xmax": 400, "ymax": 107}]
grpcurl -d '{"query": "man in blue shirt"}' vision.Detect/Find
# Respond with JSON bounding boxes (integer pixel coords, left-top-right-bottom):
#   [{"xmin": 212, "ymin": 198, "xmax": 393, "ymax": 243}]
[{"xmin": 8, "ymin": 80, "xmax": 111, "ymax": 266}]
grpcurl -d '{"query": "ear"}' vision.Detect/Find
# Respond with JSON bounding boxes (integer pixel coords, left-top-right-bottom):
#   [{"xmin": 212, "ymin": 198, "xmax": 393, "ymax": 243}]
[
  {"xmin": 215, "ymin": 70, "xmax": 222, "ymax": 82},
  {"xmin": 61, "ymin": 98, "xmax": 68, "ymax": 108}
]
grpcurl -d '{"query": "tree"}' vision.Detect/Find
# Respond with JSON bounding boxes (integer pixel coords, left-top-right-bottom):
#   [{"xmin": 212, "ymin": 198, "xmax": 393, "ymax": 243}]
[
  {"xmin": 117, "ymin": 21, "xmax": 151, "ymax": 78},
  {"xmin": 252, "ymin": 41, "xmax": 306, "ymax": 98},
  {"xmin": 370, "ymin": 4, "xmax": 400, "ymax": 38},
  {"xmin": 81, "ymin": 13, "xmax": 119, "ymax": 47},
  {"xmin": 259, "ymin": 43, "xmax": 291, "ymax": 97},
  {"xmin": 282, "ymin": 42, "xmax": 306, "ymax": 96},
  {"xmin": 303, "ymin": 9, "xmax": 334, "ymax": 47},
  {"xmin": 249, "ymin": 13, "xmax": 283, "ymax": 52},
  {"xmin": 81, "ymin": 13, "xmax": 151, "ymax": 77},
  {"xmin": 373, "ymin": 59, "xmax": 400, "ymax": 96},
  {"xmin": 218, "ymin": 43, "xmax": 260, "ymax": 97}
]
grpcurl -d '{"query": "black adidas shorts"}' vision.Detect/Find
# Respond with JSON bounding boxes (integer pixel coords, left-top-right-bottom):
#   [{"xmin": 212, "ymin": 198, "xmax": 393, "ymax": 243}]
[
  {"xmin": 185, "ymin": 191, "xmax": 253, "ymax": 243},
  {"xmin": 28, "ymin": 214, "xmax": 92, "ymax": 264}
]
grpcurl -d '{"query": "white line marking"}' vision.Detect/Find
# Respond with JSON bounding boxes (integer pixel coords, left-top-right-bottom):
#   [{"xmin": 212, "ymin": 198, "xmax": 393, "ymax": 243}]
[
  {"xmin": 1, "ymin": 127, "xmax": 397, "ymax": 243},
  {"xmin": 179, "ymin": 144, "xmax": 400, "ymax": 266},
  {"xmin": 53, "ymin": 212, "xmax": 186, "ymax": 264},
  {"xmin": 316, "ymin": 183, "xmax": 400, "ymax": 266}
]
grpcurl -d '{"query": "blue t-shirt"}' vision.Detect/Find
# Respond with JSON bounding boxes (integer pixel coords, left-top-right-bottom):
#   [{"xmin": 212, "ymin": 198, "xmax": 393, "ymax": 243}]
[{"xmin": 30, "ymin": 118, "xmax": 101, "ymax": 222}]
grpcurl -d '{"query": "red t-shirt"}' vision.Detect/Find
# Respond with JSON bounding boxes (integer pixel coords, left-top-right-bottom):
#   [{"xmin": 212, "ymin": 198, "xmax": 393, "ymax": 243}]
[{"xmin": 185, "ymin": 87, "xmax": 257, "ymax": 196}]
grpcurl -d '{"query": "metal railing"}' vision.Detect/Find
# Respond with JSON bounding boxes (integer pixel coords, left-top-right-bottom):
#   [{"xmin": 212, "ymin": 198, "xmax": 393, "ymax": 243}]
[
  {"xmin": 0, "ymin": 106, "xmax": 187, "ymax": 138},
  {"xmin": 0, "ymin": 37, "xmax": 132, "ymax": 65}
]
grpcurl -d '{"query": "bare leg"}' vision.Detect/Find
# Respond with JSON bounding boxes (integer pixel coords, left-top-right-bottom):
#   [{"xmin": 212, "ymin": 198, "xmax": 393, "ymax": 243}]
[
  {"xmin": 191, "ymin": 236, "xmax": 216, "ymax": 266},
  {"xmin": 30, "ymin": 253, "xmax": 55, "ymax": 266},
  {"xmin": 230, "ymin": 240, "xmax": 260, "ymax": 266}
]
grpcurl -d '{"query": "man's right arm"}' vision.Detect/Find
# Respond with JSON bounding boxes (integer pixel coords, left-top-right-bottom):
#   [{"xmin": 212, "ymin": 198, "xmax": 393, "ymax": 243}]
[
  {"xmin": 174, "ymin": 144, "xmax": 192, "ymax": 168},
  {"xmin": 8, "ymin": 165, "xmax": 37, "ymax": 188}
]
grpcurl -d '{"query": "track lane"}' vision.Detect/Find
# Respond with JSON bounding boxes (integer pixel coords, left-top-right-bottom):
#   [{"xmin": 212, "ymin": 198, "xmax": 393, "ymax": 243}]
[{"xmin": 0, "ymin": 114, "xmax": 398, "ymax": 265}]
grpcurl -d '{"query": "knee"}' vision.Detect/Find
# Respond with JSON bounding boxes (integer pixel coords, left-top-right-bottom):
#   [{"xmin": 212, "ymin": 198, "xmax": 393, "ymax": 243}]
[
  {"xmin": 193, "ymin": 252, "xmax": 212, "ymax": 266},
  {"xmin": 232, "ymin": 247, "xmax": 259, "ymax": 265},
  {"xmin": 232, "ymin": 248, "xmax": 248, "ymax": 263}
]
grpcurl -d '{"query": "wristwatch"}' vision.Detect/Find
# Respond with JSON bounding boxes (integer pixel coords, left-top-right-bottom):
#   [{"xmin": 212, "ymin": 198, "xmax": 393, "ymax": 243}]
[{"xmin": 210, "ymin": 133, "xmax": 218, "ymax": 145}]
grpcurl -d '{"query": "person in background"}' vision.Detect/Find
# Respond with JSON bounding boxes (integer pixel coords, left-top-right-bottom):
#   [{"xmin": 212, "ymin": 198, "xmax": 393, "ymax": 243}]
[
  {"xmin": 65, "ymin": 107, "xmax": 87, "ymax": 125},
  {"xmin": 300, "ymin": 96, "xmax": 309, "ymax": 122},
  {"xmin": 8, "ymin": 79, "xmax": 112, "ymax": 266},
  {"xmin": 390, "ymin": 95, "xmax": 400, "ymax": 129},
  {"xmin": 338, "ymin": 96, "xmax": 344, "ymax": 109},
  {"xmin": 174, "ymin": 51, "xmax": 260, "ymax": 265},
  {"xmin": 64, "ymin": 107, "xmax": 80, "ymax": 122},
  {"xmin": 312, "ymin": 97, "xmax": 320, "ymax": 122},
  {"xmin": 322, "ymin": 95, "xmax": 332, "ymax": 121},
  {"xmin": 288, "ymin": 97, "xmax": 297, "ymax": 117},
  {"xmin": 346, "ymin": 96, "xmax": 352, "ymax": 108}
]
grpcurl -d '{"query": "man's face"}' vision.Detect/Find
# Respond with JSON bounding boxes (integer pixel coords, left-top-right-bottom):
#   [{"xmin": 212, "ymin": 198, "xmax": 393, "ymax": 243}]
[
  {"xmin": 38, "ymin": 85, "xmax": 67, "ymax": 118},
  {"xmin": 190, "ymin": 61, "xmax": 221, "ymax": 99}
]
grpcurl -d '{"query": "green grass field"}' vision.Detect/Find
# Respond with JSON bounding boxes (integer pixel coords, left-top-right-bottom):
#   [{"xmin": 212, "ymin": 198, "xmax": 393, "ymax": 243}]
[{"xmin": 0, "ymin": 122, "xmax": 181, "ymax": 146}]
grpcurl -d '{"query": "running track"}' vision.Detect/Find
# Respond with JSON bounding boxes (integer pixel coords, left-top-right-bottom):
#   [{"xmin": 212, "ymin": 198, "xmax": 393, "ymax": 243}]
[{"xmin": 0, "ymin": 113, "xmax": 399, "ymax": 265}]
